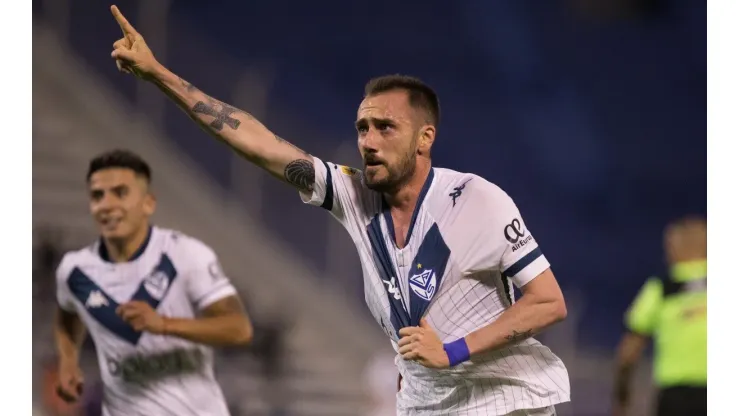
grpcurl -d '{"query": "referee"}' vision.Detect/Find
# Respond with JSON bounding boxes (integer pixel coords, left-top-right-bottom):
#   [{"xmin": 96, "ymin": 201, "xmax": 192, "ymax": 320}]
[{"xmin": 613, "ymin": 217, "xmax": 707, "ymax": 416}]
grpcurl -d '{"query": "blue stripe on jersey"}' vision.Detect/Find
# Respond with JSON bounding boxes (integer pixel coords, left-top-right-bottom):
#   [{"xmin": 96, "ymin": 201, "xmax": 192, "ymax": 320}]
[
  {"xmin": 67, "ymin": 254, "xmax": 178, "ymax": 345},
  {"xmin": 320, "ymin": 161, "xmax": 334, "ymax": 211},
  {"xmin": 502, "ymin": 247, "xmax": 543, "ymax": 279},
  {"xmin": 367, "ymin": 215, "xmax": 410, "ymax": 337},
  {"xmin": 68, "ymin": 268, "xmax": 141, "ymax": 344},
  {"xmin": 407, "ymin": 223, "xmax": 450, "ymax": 325}
]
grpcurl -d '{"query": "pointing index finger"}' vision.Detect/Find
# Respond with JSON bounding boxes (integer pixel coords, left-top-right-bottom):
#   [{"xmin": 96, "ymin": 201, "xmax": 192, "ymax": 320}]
[{"xmin": 111, "ymin": 5, "xmax": 138, "ymax": 36}]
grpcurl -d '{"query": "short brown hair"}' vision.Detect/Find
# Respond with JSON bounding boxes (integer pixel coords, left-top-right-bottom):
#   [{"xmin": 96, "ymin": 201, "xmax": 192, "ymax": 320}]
[{"xmin": 364, "ymin": 74, "xmax": 440, "ymax": 126}]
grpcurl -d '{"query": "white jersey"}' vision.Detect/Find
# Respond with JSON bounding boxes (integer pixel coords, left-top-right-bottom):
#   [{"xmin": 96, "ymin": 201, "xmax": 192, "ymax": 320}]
[
  {"xmin": 56, "ymin": 226, "xmax": 235, "ymax": 416},
  {"xmin": 300, "ymin": 157, "xmax": 570, "ymax": 415}
]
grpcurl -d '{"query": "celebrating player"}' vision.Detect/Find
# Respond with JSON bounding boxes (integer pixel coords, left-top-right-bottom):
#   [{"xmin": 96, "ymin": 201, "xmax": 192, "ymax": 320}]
[
  {"xmin": 54, "ymin": 149, "xmax": 253, "ymax": 416},
  {"xmin": 109, "ymin": 5, "xmax": 570, "ymax": 415}
]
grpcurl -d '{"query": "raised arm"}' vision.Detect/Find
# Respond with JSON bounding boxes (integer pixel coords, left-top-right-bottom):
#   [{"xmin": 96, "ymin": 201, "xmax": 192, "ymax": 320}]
[{"xmin": 108, "ymin": 5, "xmax": 315, "ymax": 192}]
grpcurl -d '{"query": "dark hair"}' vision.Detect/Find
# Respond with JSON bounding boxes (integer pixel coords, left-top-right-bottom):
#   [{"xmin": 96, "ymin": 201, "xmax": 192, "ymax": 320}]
[
  {"xmin": 86, "ymin": 149, "xmax": 152, "ymax": 183},
  {"xmin": 364, "ymin": 74, "xmax": 440, "ymax": 126}
]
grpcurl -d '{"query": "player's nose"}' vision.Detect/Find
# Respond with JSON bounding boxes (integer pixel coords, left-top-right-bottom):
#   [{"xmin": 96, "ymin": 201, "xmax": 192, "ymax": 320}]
[
  {"xmin": 359, "ymin": 135, "xmax": 379, "ymax": 155},
  {"xmin": 96, "ymin": 193, "xmax": 119, "ymax": 212}
]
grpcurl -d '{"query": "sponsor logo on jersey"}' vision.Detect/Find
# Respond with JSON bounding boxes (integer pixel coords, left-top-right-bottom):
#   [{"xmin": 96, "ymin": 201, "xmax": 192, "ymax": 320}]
[
  {"xmin": 86, "ymin": 290, "xmax": 109, "ymax": 308},
  {"xmin": 409, "ymin": 269, "xmax": 437, "ymax": 301},
  {"xmin": 107, "ymin": 348, "xmax": 205, "ymax": 384},
  {"xmin": 448, "ymin": 178, "xmax": 472, "ymax": 207},
  {"xmin": 504, "ymin": 218, "xmax": 533, "ymax": 252}
]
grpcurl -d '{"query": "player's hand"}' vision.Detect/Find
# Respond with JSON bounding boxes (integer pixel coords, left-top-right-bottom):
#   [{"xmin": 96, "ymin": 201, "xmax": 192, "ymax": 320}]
[
  {"xmin": 398, "ymin": 319, "xmax": 449, "ymax": 369},
  {"xmin": 109, "ymin": 5, "xmax": 160, "ymax": 79},
  {"xmin": 56, "ymin": 360, "xmax": 84, "ymax": 403},
  {"xmin": 117, "ymin": 301, "xmax": 166, "ymax": 334}
]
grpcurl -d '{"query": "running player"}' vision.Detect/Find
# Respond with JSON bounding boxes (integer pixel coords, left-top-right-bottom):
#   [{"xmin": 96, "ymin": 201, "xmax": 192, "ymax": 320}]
[
  {"xmin": 108, "ymin": 6, "xmax": 570, "ymax": 414},
  {"xmin": 54, "ymin": 149, "xmax": 253, "ymax": 416}
]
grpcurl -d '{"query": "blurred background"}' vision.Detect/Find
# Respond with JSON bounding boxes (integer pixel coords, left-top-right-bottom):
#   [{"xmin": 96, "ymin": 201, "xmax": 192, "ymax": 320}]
[{"xmin": 32, "ymin": 0, "xmax": 706, "ymax": 415}]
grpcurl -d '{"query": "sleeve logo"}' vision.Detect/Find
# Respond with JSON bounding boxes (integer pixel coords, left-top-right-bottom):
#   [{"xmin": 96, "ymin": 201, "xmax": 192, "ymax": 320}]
[
  {"xmin": 504, "ymin": 218, "xmax": 533, "ymax": 252},
  {"xmin": 208, "ymin": 261, "xmax": 226, "ymax": 282}
]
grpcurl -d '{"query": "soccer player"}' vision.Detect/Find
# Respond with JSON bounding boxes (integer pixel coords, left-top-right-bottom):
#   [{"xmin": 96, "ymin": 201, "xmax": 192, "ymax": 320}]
[
  {"xmin": 54, "ymin": 149, "xmax": 253, "ymax": 416},
  {"xmin": 108, "ymin": 5, "xmax": 570, "ymax": 414},
  {"xmin": 613, "ymin": 217, "xmax": 707, "ymax": 416}
]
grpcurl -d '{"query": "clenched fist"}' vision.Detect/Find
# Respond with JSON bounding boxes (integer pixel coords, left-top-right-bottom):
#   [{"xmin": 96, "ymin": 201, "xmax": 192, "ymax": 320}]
[
  {"xmin": 56, "ymin": 360, "xmax": 84, "ymax": 403},
  {"xmin": 116, "ymin": 301, "xmax": 167, "ymax": 334},
  {"xmin": 109, "ymin": 5, "xmax": 160, "ymax": 79},
  {"xmin": 398, "ymin": 319, "xmax": 450, "ymax": 369}
]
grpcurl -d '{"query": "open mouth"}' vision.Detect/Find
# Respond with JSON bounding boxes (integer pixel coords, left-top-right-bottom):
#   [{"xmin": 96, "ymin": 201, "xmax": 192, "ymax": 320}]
[
  {"xmin": 364, "ymin": 160, "xmax": 383, "ymax": 167},
  {"xmin": 100, "ymin": 218, "xmax": 122, "ymax": 229}
]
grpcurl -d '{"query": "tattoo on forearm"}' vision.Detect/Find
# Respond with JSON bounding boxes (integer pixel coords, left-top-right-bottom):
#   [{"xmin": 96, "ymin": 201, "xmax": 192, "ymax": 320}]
[
  {"xmin": 505, "ymin": 329, "xmax": 533, "ymax": 343},
  {"xmin": 179, "ymin": 77, "xmax": 198, "ymax": 92},
  {"xmin": 284, "ymin": 159, "xmax": 315, "ymax": 191},
  {"xmin": 191, "ymin": 99, "xmax": 242, "ymax": 131}
]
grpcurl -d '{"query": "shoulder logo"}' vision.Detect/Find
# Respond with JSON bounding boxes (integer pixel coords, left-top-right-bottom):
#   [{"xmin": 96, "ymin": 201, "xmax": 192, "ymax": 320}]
[
  {"xmin": 504, "ymin": 218, "xmax": 533, "ymax": 252},
  {"xmin": 409, "ymin": 269, "xmax": 438, "ymax": 301},
  {"xmin": 449, "ymin": 178, "xmax": 472, "ymax": 207},
  {"xmin": 340, "ymin": 165, "xmax": 360, "ymax": 176},
  {"xmin": 86, "ymin": 290, "xmax": 109, "ymax": 308}
]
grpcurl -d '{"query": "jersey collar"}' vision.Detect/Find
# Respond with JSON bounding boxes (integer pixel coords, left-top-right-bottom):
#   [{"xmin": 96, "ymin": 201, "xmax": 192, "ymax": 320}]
[
  {"xmin": 382, "ymin": 168, "xmax": 435, "ymax": 248},
  {"xmin": 670, "ymin": 259, "xmax": 707, "ymax": 282},
  {"xmin": 98, "ymin": 225, "xmax": 153, "ymax": 263}
]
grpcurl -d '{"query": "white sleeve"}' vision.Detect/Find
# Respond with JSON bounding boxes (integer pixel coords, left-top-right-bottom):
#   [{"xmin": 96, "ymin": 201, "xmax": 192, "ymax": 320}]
[
  {"xmin": 184, "ymin": 242, "xmax": 238, "ymax": 310},
  {"xmin": 55, "ymin": 254, "xmax": 77, "ymax": 312},
  {"xmin": 298, "ymin": 155, "xmax": 370, "ymax": 224},
  {"xmin": 464, "ymin": 183, "xmax": 550, "ymax": 288},
  {"xmin": 492, "ymin": 193, "xmax": 550, "ymax": 288}
]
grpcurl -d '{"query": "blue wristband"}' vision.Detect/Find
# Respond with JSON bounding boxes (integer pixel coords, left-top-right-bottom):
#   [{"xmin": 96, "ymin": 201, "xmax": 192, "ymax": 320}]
[{"xmin": 443, "ymin": 338, "xmax": 470, "ymax": 367}]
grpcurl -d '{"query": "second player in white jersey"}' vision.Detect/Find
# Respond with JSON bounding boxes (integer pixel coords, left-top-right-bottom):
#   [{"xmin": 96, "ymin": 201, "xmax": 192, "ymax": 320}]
[
  {"xmin": 57, "ymin": 227, "xmax": 235, "ymax": 416},
  {"xmin": 53, "ymin": 150, "xmax": 253, "ymax": 416},
  {"xmin": 301, "ymin": 159, "xmax": 570, "ymax": 415}
]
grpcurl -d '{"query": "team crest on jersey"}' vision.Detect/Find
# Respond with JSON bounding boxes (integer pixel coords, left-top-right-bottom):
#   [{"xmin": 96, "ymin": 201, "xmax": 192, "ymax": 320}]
[
  {"xmin": 143, "ymin": 270, "xmax": 170, "ymax": 301},
  {"xmin": 409, "ymin": 269, "xmax": 437, "ymax": 301}
]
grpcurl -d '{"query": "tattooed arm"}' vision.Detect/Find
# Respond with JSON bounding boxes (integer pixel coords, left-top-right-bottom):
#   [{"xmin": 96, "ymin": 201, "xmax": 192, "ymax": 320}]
[
  {"xmin": 109, "ymin": 6, "xmax": 314, "ymax": 191},
  {"xmin": 464, "ymin": 269, "xmax": 566, "ymax": 355},
  {"xmin": 150, "ymin": 66, "xmax": 314, "ymax": 191}
]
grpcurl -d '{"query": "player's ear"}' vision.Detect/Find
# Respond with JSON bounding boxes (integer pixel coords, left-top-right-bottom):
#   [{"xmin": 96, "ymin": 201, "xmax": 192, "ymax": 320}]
[
  {"xmin": 417, "ymin": 124, "xmax": 435, "ymax": 156},
  {"xmin": 143, "ymin": 188, "xmax": 157, "ymax": 216}
]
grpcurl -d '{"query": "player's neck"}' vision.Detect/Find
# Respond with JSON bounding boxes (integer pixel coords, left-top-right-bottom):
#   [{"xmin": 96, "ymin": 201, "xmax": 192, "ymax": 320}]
[
  {"xmin": 384, "ymin": 162, "xmax": 432, "ymax": 214},
  {"xmin": 103, "ymin": 225, "xmax": 151, "ymax": 263}
]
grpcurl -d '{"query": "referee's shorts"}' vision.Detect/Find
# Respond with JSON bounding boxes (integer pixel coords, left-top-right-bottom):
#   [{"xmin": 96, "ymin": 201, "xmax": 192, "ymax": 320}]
[{"xmin": 656, "ymin": 385, "xmax": 706, "ymax": 416}]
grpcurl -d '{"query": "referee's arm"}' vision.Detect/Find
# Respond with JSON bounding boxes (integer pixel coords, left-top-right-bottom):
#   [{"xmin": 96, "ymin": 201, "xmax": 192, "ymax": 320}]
[{"xmin": 613, "ymin": 278, "xmax": 661, "ymax": 413}]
